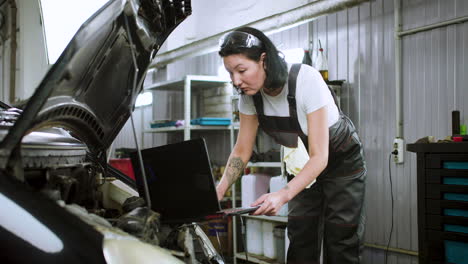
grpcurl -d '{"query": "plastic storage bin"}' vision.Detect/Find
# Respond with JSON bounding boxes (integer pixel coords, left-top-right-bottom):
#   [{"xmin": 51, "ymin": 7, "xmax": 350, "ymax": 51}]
[
  {"xmin": 270, "ymin": 175, "xmax": 289, "ymax": 216},
  {"xmin": 190, "ymin": 117, "xmax": 231, "ymax": 126},
  {"xmin": 246, "ymin": 218, "xmax": 263, "ymax": 255},
  {"xmin": 241, "ymin": 174, "xmax": 271, "ymax": 208},
  {"xmin": 150, "ymin": 121, "xmax": 176, "ymax": 128},
  {"xmin": 274, "ymin": 225, "xmax": 287, "ymax": 264},
  {"xmin": 109, "ymin": 158, "xmax": 135, "ymax": 180},
  {"xmin": 444, "ymin": 240, "xmax": 468, "ymax": 264},
  {"xmin": 262, "ymin": 221, "xmax": 277, "ymax": 259}
]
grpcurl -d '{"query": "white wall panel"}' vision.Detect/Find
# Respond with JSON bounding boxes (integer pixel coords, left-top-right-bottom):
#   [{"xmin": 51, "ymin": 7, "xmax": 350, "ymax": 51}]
[
  {"xmin": 457, "ymin": 22, "xmax": 468, "ymax": 120},
  {"xmin": 0, "ymin": 0, "xmax": 49, "ymax": 103}
]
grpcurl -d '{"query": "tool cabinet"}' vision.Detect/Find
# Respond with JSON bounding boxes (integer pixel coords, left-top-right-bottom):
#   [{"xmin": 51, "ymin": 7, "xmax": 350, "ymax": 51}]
[{"xmin": 407, "ymin": 143, "xmax": 468, "ymax": 264}]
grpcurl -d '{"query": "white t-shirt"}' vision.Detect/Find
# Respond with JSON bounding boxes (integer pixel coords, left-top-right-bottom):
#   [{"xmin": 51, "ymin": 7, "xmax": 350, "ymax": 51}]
[{"xmin": 239, "ymin": 64, "xmax": 339, "ymax": 136}]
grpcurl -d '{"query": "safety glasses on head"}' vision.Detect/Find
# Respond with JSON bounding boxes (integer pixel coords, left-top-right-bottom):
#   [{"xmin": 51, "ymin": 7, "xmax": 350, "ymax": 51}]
[{"xmin": 219, "ymin": 31, "xmax": 262, "ymax": 50}]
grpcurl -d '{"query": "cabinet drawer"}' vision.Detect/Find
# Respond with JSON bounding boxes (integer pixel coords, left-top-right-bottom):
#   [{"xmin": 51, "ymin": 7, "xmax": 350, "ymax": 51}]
[
  {"xmin": 425, "ymin": 230, "xmax": 468, "ymax": 264},
  {"xmin": 427, "ymin": 215, "xmax": 468, "ymax": 230},
  {"xmin": 426, "ymin": 184, "xmax": 468, "ymax": 200},
  {"xmin": 425, "ymin": 158, "xmax": 468, "ymax": 169},
  {"xmin": 425, "ymin": 237, "xmax": 468, "ymax": 264},
  {"xmin": 426, "ymin": 199, "xmax": 468, "ymax": 214},
  {"xmin": 425, "ymin": 169, "xmax": 468, "ymax": 184}
]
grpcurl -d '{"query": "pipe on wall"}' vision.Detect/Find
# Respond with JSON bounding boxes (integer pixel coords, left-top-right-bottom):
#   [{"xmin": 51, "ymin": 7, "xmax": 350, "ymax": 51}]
[
  {"xmin": 394, "ymin": 1, "xmax": 468, "ymax": 141},
  {"xmin": 0, "ymin": 34, "xmax": 3, "ymax": 102},
  {"xmin": 0, "ymin": 34, "xmax": 5, "ymax": 103},
  {"xmin": 399, "ymin": 15, "xmax": 468, "ymax": 37},
  {"xmin": 0, "ymin": 9, "xmax": 4, "ymax": 102},
  {"xmin": 394, "ymin": 0, "xmax": 403, "ymax": 139},
  {"xmin": 364, "ymin": 243, "xmax": 418, "ymax": 257},
  {"xmin": 150, "ymin": 0, "xmax": 370, "ymax": 68},
  {"xmin": 8, "ymin": 0, "xmax": 16, "ymax": 103}
]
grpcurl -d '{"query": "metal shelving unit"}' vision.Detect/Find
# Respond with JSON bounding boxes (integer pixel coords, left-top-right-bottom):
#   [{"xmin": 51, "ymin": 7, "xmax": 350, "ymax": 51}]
[
  {"xmin": 235, "ymin": 252, "xmax": 282, "ymax": 264},
  {"xmin": 230, "ymin": 95, "xmax": 240, "ymax": 264},
  {"xmin": 247, "ymin": 162, "xmax": 282, "ymax": 168},
  {"xmin": 144, "ymin": 125, "xmax": 236, "ymax": 133},
  {"xmin": 242, "ymin": 215, "xmax": 287, "ymax": 223},
  {"xmin": 144, "ymin": 75, "xmax": 231, "ymax": 140}
]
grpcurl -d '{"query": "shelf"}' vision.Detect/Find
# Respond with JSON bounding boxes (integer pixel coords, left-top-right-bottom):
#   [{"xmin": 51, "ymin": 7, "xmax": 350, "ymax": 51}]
[
  {"xmin": 235, "ymin": 252, "xmax": 281, "ymax": 264},
  {"xmin": 144, "ymin": 125, "xmax": 237, "ymax": 133},
  {"xmin": 242, "ymin": 215, "xmax": 288, "ymax": 223},
  {"xmin": 144, "ymin": 75, "xmax": 230, "ymax": 91},
  {"xmin": 247, "ymin": 162, "xmax": 282, "ymax": 168},
  {"xmin": 221, "ymin": 196, "xmax": 241, "ymax": 202}
]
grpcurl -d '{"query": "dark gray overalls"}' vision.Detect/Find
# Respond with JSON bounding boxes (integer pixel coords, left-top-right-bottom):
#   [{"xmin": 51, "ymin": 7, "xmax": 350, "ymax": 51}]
[{"xmin": 252, "ymin": 64, "xmax": 366, "ymax": 264}]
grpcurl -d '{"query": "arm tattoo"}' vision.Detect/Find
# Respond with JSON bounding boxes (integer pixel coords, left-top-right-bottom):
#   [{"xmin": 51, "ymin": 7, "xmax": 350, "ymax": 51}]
[{"xmin": 226, "ymin": 157, "xmax": 245, "ymax": 186}]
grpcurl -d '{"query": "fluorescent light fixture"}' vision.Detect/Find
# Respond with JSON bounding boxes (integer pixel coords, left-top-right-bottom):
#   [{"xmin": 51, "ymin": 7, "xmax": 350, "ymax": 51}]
[
  {"xmin": 135, "ymin": 92, "xmax": 153, "ymax": 107},
  {"xmin": 40, "ymin": 0, "xmax": 109, "ymax": 64},
  {"xmin": 281, "ymin": 48, "xmax": 305, "ymax": 64}
]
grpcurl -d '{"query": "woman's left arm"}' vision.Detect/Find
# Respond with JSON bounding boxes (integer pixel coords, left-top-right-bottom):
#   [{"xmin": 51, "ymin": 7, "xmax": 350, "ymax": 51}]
[{"xmin": 251, "ymin": 106, "xmax": 329, "ymax": 215}]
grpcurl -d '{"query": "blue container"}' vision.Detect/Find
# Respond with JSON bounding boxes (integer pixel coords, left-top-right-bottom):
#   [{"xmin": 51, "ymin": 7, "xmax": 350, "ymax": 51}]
[
  {"xmin": 443, "ymin": 210, "xmax": 468, "ymax": 264},
  {"xmin": 444, "ymin": 193, "xmax": 468, "ymax": 202},
  {"xmin": 443, "ymin": 162, "xmax": 468, "ymax": 170},
  {"xmin": 444, "ymin": 209, "xmax": 468, "ymax": 217},
  {"xmin": 444, "ymin": 240, "xmax": 468, "ymax": 264},
  {"xmin": 191, "ymin": 117, "xmax": 231, "ymax": 126},
  {"xmin": 443, "ymin": 178, "xmax": 468, "ymax": 186},
  {"xmin": 150, "ymin": 121, "xmax": 176, "ymax": 128},
  {"xmin": 444, "ymin": 224, "xmax": 468, "ymax": 234}
]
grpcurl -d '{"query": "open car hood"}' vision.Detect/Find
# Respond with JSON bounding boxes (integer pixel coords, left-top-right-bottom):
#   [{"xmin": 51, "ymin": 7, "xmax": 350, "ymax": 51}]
[{"xmin": 0, "ymin": 0, "xmax": 190, "ymax": 165}]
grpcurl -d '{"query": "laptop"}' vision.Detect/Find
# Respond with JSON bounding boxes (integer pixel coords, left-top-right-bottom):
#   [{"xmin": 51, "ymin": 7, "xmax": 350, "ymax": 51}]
[{"xmin": 130, "ymin": 138, "xmax": 260, "ymax": 223}]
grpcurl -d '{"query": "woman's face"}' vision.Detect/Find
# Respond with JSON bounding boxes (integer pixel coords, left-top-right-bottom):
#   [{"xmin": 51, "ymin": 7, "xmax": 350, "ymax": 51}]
[{"xmin": 223, "ymin": 53, "xmax": 265, "ymax": 96}]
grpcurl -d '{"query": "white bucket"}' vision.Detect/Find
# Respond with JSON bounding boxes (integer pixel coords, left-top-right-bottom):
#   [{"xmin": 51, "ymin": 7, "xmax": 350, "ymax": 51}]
[
  {"xmin": 246, "ymin": 218, "xmax": 263, "ymax": 255},
  {"xmin": 241, "ymin": 174, "xmax": 270, "ymax": 208},
  {"xmin": 269, "ymin": 175, "xmax": 288, "ymax": 216},
  {"xmin": 274, "ymin": 226, "xmax": 287, "ymax": 264},
  {"xmin": 262, "ymin": 221, "xmax": 277, "ymax": 259}
]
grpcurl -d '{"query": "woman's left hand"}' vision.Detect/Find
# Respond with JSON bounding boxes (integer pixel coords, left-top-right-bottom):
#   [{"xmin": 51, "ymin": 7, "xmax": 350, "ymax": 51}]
[{"xmin": 251, "ymin": 190, "xmax": 289, "ymax": 216}]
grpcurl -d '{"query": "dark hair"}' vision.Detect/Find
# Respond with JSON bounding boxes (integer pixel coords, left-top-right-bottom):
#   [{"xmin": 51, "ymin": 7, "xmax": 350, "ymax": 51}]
[{"xmin": 218, "ymin": 27, "xmax": 288, "ymax": 91}]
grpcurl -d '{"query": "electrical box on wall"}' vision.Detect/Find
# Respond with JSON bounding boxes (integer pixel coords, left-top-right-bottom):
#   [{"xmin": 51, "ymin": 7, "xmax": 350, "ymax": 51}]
[{"xmin": 393, "ymin": 138, "xmax": 405, "ymax": 164}]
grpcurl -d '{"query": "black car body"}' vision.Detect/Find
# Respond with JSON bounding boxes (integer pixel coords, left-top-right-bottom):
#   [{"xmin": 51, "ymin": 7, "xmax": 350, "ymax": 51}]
[{"xmin": 0, "ymin": 0, "xmax": 199, "ymax": 263}]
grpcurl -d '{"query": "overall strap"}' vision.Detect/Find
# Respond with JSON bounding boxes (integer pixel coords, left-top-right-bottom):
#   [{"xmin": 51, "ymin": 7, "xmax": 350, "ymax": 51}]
[
  {"xmin": 288, "ymin": 63, "xmax": 308, "ymax": 146},
  {"xmin": 252, "ymin": 92, "xmax": 264, "ymax": 116},
  {"xmin": 287, "ymin": 63, "xmax": 302, "ymax": 122},
  {"xmin": 253, "ymin": 64, "xmax": 302, "ymax": 117}
]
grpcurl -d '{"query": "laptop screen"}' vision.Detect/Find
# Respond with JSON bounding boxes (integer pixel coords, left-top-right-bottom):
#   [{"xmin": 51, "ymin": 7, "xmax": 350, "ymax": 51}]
[{"xmin": 130, "ymin": 138, "xmax": 221, "ymax": 223}]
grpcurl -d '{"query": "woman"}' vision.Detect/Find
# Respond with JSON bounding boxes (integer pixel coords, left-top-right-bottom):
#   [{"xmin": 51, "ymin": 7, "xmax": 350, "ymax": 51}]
[{"xmin": 215, "ymin": 26, "xmax": 366, "ymax": 264}]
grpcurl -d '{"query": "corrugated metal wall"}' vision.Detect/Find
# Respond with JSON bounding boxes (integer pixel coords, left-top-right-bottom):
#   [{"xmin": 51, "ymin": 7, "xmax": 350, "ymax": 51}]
[
  {"xmin": 313, "ymin": 1, "xmax": 411, "ymax": 263},
  {"xmin": 113, "ymin": 0, "xmax": 468, "ymax": 263},
  {"xmin": 310, "ymin": 0, "xmax": 468, "ymax": 263}
]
